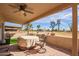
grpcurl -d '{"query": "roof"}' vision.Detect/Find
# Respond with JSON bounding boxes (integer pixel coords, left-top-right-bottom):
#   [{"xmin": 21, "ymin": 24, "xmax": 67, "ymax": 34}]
[
  {"xmin": 5, "ymin": 26, "xmax": 21, "ymax": 28},
  {"xmin": 0, "ymin": 3, "xmax": 72, "ymax": 24}
]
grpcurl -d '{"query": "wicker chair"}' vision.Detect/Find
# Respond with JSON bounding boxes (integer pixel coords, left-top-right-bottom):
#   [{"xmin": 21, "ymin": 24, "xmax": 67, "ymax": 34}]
[{"xmin": 35, "ymin": 34, "xmax": 47, "ymax": 53}]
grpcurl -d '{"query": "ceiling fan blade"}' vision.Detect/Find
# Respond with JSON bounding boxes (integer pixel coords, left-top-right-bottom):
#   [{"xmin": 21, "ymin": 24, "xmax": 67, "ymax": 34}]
[
  {"xmin": 14, "ymin": 10, "xmax": 20, "ymax": 13},
  {"xmin": 24, "ymin": 10, "xmax": 34, "ymax": 14},
  {"xmin": 26, "ymin": 7, "xmax": 33, "ymax": 10},
  {"xmin": 8, "ymin": 4, "xmax": 18, "ymax": 8}
]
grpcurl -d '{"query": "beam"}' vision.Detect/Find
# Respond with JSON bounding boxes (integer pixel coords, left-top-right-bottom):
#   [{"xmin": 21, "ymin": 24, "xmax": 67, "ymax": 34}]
[
  {"xmin": 24, "ymin": 3, "xmax": 72, "ymax": 24},
  {"xmin": 72, "ymin": 4, "xmax": 78, "ymax": 56}
]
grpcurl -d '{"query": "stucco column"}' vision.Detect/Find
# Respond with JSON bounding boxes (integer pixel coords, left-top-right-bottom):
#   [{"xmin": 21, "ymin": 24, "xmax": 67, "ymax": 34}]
[{"xmin": 72, "ymin": 4, "xmax": 78, "ymax": 56}]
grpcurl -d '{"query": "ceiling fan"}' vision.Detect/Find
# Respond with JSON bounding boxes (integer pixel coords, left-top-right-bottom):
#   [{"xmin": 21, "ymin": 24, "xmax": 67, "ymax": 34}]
[{"xmin": 8, "ymin": 3, "xmax": 34, "ymax": 16}]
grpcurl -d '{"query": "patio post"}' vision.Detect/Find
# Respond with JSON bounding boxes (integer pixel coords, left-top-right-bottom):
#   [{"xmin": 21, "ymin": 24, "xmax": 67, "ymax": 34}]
[
  {"xmin": 72, "ymin": 4, "xmax": 78, "ymax": 56},
  {"xmin": 2, "ymin": 23, "xmax": 5, "ymax": 43},
  {"xmin": 0, "ymin": 22, "xmax": 5, "ymax": 43}
]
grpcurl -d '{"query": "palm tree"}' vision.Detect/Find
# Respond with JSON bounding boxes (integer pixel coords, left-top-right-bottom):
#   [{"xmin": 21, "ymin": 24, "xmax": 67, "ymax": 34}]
[
  {"xmin": 25, "ymin": 23, "xmax": 33, "ymax": 34},
  {"xmin": 29, "ymin": 24, "xmax": 33, "ymax": 31},
  {"xmin": 68, "ymin": 23, "xmax": 72, "ymax": 32},
  {"xmin": 37, "ymin": 25, "xmax": 41, "ymax": 33},
  {"xmin": 57, "ymin": 19, "xmax": 61, "ymax": 31},
  {"xmin": 50, "ymin": 21, "xmax": 56, "ymax": 31}
]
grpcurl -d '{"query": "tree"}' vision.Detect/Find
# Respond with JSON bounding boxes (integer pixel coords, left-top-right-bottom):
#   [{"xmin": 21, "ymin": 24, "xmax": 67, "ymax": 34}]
[
  {"xmin": 25, "ymin": 23, "xmax": 33, "ymax": 34},
  {"xmin": 29, "ymin": 24, "xmax": 33, "ymax": 30},
  {"xmin": 37, "ymin": 25, "xmax": 41, "ymax": 33},
  {"xmin": 62, "ymin": 28, "xmax": 65, "ymax": 32},
  {"xmin": 50, "ymin": 21, "xmax": 56, "ymax": 31},
  {"xmin": 68, "ymin": 23, "xmax": 72, "ymax": 32},
  {"xmin": 37, "ymin": 25, "xmax": 41, "ymax": 31},
  {"xmin": 25, "ymin": 23, "xmax": 33, "ymax": 30},
  {"xmin": 57, "ymin": 19, "xmax": 61, "ymax": 31}
]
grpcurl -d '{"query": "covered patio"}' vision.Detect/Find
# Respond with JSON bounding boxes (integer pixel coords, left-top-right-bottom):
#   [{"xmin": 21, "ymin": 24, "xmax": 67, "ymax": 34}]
[{"xmin": 0, "ymin": 3, "xmax": 78, "ymax": 56}]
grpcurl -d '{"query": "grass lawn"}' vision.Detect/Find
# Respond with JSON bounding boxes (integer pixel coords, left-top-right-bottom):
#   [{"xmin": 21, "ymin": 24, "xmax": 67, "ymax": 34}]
[{"xmin": 10, "ymin": 38, "xmax": 17, "ymax": 44}]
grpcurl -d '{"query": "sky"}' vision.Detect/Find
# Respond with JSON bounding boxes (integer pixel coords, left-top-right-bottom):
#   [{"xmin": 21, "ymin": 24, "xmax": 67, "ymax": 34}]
[{"xmin": 5, "ymin": 6, "xmax": 79, "ymax": 31}]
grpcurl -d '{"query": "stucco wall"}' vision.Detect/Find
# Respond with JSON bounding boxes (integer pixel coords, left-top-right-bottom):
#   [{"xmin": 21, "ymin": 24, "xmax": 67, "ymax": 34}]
[{"xmin": 46, "ymin": 36, "xmax": 79, "ymax": 50}]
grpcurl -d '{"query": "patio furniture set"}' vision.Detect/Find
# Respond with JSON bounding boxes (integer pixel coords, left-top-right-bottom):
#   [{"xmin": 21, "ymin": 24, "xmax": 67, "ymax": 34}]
[
  {"xmin": 17, "ymin": 34, "xmax": 47, "ymax": 54},
  {"xmin": 0, "ymin": 33, "xmax": 47, "ymax": 56}
]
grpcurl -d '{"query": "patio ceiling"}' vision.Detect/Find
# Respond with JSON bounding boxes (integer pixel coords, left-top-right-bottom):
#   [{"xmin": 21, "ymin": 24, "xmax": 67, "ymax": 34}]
[{"xmin": 0, "ymin": 3, "xmax": 72, "ymax": 24}]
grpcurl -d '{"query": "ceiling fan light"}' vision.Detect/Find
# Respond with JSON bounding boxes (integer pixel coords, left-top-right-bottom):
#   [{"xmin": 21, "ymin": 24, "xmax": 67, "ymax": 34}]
[{"xmin": 20, "ymin": 11, "xmax": 25, "ymax": 14}]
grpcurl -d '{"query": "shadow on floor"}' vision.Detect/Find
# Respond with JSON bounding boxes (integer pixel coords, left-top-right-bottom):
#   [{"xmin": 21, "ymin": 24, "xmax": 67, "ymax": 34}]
[
  {"xmin": 1, "ymin": 44, "xmax": 41, "ymax": 55},
  {"xmin": 46, "ymin": 44, "xmax": 72, "ymax": 56},
  {"xmin": 8, "ymin": 44, "xmax": 72, "ymax": 56},
  {"xmin": 1, "ymin": 44, "xmax": 78, "ymax": 56}
]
